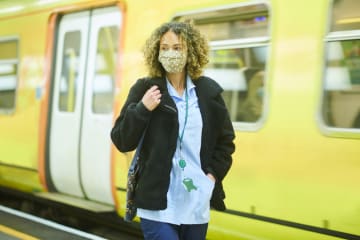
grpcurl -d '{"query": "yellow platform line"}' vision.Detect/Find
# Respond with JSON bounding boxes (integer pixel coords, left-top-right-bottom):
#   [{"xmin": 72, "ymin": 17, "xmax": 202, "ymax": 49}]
[{"xmin": 0, "ymin": 224, "xmax": 39, "ymax": 240}]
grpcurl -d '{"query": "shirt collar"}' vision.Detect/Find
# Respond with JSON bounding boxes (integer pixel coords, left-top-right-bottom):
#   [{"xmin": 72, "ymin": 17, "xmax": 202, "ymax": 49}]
[{"xmin": 166, "ymin": 75, "xmax": 195, "ymax": 99}]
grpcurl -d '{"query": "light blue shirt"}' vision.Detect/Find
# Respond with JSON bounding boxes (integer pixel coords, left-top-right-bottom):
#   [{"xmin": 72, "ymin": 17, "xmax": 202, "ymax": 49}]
[{"xmin": 137, "ymin": 76, "xmax": 215, "ymax": 224}]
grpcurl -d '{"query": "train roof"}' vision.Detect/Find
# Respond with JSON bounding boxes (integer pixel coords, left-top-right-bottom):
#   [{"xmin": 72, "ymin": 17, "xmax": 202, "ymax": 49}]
[{"xmin": 0, "ymin": 0, "xmax": 90, "ymax": 18}]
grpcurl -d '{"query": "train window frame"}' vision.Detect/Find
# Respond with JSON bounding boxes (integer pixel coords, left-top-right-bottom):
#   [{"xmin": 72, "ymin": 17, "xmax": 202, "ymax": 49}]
[
  {"xmin": 58, "ymin": 30, "xmax": 81, "ymax": 113},
  {"xmin": 0, "ymin": 36, "xmax": 19, "ymax": 115},
  {"xmin": 91, "ymin": 25, "xmax": 119, "ymax": 114},
  {"xmin": 173, "ymin": 1, "xmax": 270, "ymax": 131},
  {"xmin": 319, "ymin": 0, "xmax": 360, "ymax": 138}
]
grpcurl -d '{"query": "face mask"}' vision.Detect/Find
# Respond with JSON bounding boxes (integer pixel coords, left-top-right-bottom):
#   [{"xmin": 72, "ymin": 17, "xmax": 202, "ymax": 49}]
[{"xmin": 158, "ymin": 50, "xmax": 187, "ymax": 73}]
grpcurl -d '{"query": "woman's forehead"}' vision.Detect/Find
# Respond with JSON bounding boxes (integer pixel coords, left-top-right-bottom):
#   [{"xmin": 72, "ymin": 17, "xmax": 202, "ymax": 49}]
[{"xmin": 160, "ymin": 31, "xmax": 184, "ymax": 45}]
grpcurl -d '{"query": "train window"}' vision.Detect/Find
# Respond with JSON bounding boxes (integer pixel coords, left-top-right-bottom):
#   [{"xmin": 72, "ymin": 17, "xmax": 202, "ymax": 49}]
[
  {"xmin": 58, "ymin": 31, "xmax": 81, "ymax": 112},
  {"xmin": 92, "ymin": 26, "xmax": 119, "ymax": 114},
  {"xmin": 322, "ymin": 0, "xmax": 360, "ymax": 130},
  {"xmin": 322, "ymin": 40, "xmax": 360, "ymax": 128},
  {"xmin": 175, "ymin": 3, "xmax": 269, "ymax": 127},
  {"xmin": 330, "ymin": 0, "xmax": 360, "ymax": 32},
  {"xmin": 176, "ymin": 3, "xmax": 268, "ymax": 41},
  {"xmin": 0, "ymin": 38, "xmax": 18, "ymax": 113}
]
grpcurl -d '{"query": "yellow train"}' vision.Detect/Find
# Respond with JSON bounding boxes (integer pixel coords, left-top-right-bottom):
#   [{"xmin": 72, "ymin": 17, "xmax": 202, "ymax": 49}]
[{"xmin": 1, "ymin": 0, "xmax": 360, "ymax": 239}]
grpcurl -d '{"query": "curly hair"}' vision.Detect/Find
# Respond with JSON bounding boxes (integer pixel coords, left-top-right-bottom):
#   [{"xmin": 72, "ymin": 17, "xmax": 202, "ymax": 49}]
[{"xmin": 143, "ymin": 21, "xmax": 209, "ymax": 80}]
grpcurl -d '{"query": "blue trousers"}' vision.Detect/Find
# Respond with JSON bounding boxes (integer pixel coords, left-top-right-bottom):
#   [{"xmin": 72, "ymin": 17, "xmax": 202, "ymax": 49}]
[{"xmin": 140, "ymin": 218, "xmax": 208, "ymax": 240}]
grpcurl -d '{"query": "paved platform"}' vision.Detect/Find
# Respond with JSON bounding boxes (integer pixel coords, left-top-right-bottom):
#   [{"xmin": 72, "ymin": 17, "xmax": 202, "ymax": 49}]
[{"xmin": 0, "ymin": 205, "xmax": 106, "ymax": 240}]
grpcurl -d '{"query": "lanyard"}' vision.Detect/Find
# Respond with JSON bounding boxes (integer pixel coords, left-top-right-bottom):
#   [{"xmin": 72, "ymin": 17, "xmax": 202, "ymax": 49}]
[
  {"xmin": 176, "ymin": 86, "xmax": 198, "ymax": 192},
  {"xmin": 178, "ymin": 88, "xmax": 188, "ymax": 170},
  {"xmin": 178, "ymin": 87, "xmax": 188, "ymax": 149}
]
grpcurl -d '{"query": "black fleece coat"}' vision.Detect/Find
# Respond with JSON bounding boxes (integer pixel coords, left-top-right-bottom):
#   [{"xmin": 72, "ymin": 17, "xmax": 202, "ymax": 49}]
[{"xmin": 111, "ymin": 76, "xmax": 235, "ymax": 211}]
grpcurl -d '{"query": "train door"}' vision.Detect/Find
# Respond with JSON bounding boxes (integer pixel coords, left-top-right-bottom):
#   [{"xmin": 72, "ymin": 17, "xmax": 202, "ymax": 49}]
[{"xmin": 49, "ymin": 7, "xmax": 121, "ymax": 204}]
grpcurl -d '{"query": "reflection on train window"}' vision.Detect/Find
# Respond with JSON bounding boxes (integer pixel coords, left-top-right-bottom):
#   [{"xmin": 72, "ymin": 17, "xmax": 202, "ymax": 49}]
[
  {"xmin": 0, "ymin": 39, "xmax": 18, "ymax": 113},
  {"xmin": 58, "ymin": 31, "xmax": 81, "ymax": 112},
  {"xmin": 176, "ymin": 3, "xmax": 269, "ymax": 125},
  {"xmin": 205, "ymin": 47, "xmax": 266, "ymax": 122},
  {"xmin": 92, "ymin": 26, "xmax": 119, "ymax": 114},
  {"xmin": 178, "ymin": 4, "xmax": 268, "ymax": 41},
  {"xmin": 331, "ymin": 0, "xmax": 360, "ymax": 32},
  {"xmin": 322, "ymin": 40, "xmax": 360, "ymax": 128}
]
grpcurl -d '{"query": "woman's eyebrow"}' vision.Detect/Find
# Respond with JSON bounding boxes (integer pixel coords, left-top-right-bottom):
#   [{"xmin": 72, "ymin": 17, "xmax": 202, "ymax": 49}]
[{"xmin": 160, "ymin": 43, "xmax": 181, "ymax": 46}]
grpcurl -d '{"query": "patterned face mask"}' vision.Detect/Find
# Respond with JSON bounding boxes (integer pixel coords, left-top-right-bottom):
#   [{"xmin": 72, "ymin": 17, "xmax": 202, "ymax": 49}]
[{"xmin": 158, "ymin": 50, "xmax": 187, "ymax": 73}]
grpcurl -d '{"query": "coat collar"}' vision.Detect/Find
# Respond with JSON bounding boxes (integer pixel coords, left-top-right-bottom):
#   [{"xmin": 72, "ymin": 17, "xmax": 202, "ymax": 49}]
[
  {"xmin": 144, "ymin": 76, "xmax": 224, "ymax": 116},
  {"xmin": 193, "ymin": 76, "xmax": 223, "ymax": 100},
  {"xmin": 145, "ymin": 76, "xmax": 223, "ymax": 100}
]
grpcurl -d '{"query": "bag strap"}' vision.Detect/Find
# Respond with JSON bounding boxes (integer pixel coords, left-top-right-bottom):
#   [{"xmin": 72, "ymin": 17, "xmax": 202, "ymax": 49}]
[
  {"xmin": 129, "ymin": 126, "xmax": 147, "ymax": 172},
  {"xmin": 129, "ymin": 79, "xmax": 151, "ymax": 170}
]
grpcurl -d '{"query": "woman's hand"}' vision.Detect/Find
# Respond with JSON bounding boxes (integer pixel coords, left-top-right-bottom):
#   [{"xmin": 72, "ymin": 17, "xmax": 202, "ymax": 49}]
[
  {"xmin": 207, "ymin": 173, "xmax": 216, "ymax": 183},
  {"xmin": 142, "ymin": 85, "xmax": 162, "ymax": 111}
]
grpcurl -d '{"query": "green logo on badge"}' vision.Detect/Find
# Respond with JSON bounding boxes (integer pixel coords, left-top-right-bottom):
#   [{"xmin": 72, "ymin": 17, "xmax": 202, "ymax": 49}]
[
  {"xmin": 182, "ymin": 178, "xmax": 197, "ymax": 192},
  {"xmin": 179, "ymin": 159, "xmax": 186, "ymax": 170}
]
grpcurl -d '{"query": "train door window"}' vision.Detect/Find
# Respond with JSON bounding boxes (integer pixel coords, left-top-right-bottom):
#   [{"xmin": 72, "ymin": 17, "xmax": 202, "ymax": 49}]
[
  {"xmin": 322, "ymin": 0, "xmax": 360, "ymax": 130},
  {"xmin": 58, "ymin": 31, "xmax": 81, "ymax": 112},
  {"xmin": 175, "ymin": 3, "xmax": 269, "ymax": 129},
  {"xmin": 92, "ymin": 26, "xmax": 119, "ymax": 114},
  {"xmin": 0, "ymin": 38, "xmax": 18, "ymax": 113}
]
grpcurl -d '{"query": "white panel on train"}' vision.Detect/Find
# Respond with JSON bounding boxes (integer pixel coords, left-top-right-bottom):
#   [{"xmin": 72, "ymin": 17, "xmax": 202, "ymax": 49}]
[
  {"xmin": 80, "ymin": 7, "xmax": 121, "ymax": 204},
  {"xmin": 49, "ymin": 11, "xmax": 91, "ymax": 198},
  {"xmin": 49, "ymin": 7, "xmax": 121, "ymax": 205}
]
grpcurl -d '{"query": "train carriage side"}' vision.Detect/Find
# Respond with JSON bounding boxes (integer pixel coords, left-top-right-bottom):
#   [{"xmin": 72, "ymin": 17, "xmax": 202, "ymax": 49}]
[
  {"xmin": 0, "ymin": 1, "xmax": 51, "ymax": 192},
  {"xmin": 0, "ymin": 0, "xmax": 360, "ymax": 240},
  {"xmin": 114, "ymin": 0, "xmax": 360, "ymax": 239},
  {"xmin": 163, "ymin": 0, "xmax": 360, "ymax": 239}
]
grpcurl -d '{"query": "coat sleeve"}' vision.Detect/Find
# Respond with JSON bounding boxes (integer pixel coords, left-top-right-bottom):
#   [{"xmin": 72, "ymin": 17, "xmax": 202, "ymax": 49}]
[
  {"xmin": 110, "ymin": 78, "xmax": 151, "ymax": 152},
  {"xmin": 209, "ymin": 94, "xmax": 235, "ymax": 182}
]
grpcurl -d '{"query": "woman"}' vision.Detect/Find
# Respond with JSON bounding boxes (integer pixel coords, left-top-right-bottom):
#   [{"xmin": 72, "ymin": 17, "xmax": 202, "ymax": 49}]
[{"xmin": 111, "ymin": 21, "xmax": 235, "ymax": 240}]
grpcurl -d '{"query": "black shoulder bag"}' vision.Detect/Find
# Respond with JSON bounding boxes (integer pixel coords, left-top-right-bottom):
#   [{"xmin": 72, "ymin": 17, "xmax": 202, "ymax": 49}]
[{"xmin": 124, "ymin": 131, "xmax": 145, "ymax": 222}]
